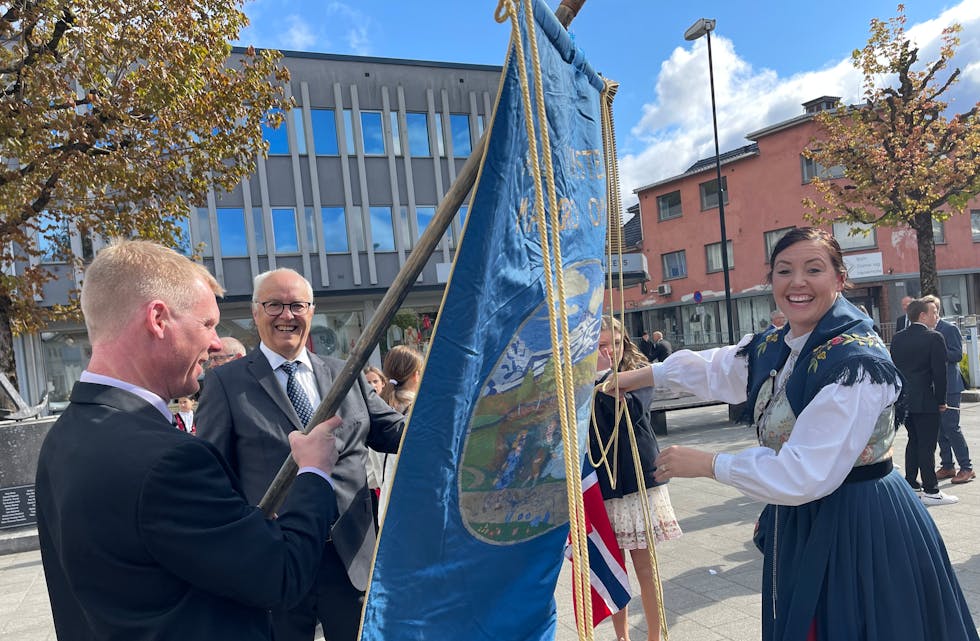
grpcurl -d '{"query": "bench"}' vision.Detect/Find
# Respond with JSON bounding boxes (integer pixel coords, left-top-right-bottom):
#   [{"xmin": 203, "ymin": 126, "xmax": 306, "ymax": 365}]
[{"xmin": 647, "ymin": 389, "xmax": 740, "ymax": 436}]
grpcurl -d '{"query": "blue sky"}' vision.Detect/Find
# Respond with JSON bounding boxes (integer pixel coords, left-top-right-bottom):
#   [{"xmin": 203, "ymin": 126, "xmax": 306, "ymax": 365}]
[{"xmin": 237, "ymin": 1, "xmax": 980, "ymax": 203}]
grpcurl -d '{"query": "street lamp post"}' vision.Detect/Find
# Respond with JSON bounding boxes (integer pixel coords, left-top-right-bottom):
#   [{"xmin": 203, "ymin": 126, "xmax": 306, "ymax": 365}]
[{"xmin": 685, "ymin": 18, "xmax": 735, "ymax": 345}]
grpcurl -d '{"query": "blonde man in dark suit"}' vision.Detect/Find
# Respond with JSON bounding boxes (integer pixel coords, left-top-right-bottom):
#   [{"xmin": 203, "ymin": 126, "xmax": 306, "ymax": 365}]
[
  {"xmin": 890, "ymin": 297, "xmax": 953, "ymax": 506},
  {"xmin": 36, "ymin": 240, "xmax": 340, "ymax": 641}
]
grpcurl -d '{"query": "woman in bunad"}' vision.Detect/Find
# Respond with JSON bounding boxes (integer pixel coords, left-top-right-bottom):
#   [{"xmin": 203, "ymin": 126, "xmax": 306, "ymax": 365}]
[{"xmin": 607, "ymin": 227, "xmax": 978, "ymax": 641}]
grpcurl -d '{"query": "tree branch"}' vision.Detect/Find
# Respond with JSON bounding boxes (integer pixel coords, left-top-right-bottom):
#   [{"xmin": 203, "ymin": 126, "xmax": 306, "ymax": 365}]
[{"xmin": 0, "ymin": 4, "xmax": 74, "ymax": 76}]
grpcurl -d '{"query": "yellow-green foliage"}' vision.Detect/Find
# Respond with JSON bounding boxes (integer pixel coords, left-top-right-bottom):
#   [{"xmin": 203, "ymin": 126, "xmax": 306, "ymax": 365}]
[{"xmin": 0, "ymin": 0, "xmax": 291, "ymax": 377}]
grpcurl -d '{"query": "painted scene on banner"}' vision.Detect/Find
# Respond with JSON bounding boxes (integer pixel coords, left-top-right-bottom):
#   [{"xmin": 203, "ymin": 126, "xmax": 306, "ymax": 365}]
[{"xmin": 460, "ymin": 259, "xmax": 604, "ymax": 544}]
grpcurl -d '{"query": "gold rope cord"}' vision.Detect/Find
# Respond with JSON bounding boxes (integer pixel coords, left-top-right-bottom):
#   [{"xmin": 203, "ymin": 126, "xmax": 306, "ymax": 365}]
[
  {"xmin": 496, "ymin": 3, "xmax": 669, "ymax": 639},
  {"xmin": 596, "ymin": 78, "xmax": 670, "ymax": 640},
  {"xmin": 496, "ymin": 1, "xmax": 591, "ymax": 637}
]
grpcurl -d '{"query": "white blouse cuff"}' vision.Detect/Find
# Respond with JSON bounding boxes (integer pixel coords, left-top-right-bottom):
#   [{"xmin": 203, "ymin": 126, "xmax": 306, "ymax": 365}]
[{"xmin": 713, "ymin": 452, "xmax": 734, "ymax": 484}]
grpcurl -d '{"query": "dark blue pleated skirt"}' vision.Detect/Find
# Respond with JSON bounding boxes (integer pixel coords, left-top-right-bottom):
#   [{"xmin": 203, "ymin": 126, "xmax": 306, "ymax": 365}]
[{"xmin": 755, "ymin": 469, "xmax": 978, "ymax": 641}]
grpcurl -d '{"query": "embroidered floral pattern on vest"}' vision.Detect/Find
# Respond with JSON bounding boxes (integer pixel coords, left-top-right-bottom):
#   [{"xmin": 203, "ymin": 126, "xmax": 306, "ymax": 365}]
[
  {"xmin": 755, "ymin": 331, "xmax": 782, "ymax": 359},
  {"xmin": 807, "ymin": 332, "xmax": 885, "ymax": 374}
]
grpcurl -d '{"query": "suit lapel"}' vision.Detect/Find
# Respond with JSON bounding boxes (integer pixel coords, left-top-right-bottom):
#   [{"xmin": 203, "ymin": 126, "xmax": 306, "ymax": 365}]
[
  {"xmin": 246, "ymin": 351, "xmax": 304, "ymax": 431},
  {"xmin": 309, "ymin": 352, "xmax": 335, "ymax": 401}
]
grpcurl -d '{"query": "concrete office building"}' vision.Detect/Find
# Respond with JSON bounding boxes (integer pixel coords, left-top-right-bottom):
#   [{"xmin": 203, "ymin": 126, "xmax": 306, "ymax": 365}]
[{"xmin": 13, "ymin": 50, "xmax": 503, "ymax": 411}]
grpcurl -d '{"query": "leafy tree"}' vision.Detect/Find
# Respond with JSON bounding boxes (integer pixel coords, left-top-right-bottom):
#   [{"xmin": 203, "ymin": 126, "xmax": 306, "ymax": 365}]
[
  {"xmin": 803, "ymin": 5, "xmax": 980, "ymax": 296},
  {"xmin": 0, "ymin": 0, "xmax": 290, "ymax": 392}
]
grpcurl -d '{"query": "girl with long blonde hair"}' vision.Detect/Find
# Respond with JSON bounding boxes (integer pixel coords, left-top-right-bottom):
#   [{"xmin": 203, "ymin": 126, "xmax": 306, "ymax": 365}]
[{"xmin": 592, "ymin": 316, "xmax": 681, "ymax": 641}]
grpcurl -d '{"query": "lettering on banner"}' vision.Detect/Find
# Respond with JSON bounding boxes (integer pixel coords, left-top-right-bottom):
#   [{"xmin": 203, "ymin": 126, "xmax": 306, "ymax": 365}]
[{"xmin": 515, "ymin": 146, "xmax": 606, "ymax": 235}]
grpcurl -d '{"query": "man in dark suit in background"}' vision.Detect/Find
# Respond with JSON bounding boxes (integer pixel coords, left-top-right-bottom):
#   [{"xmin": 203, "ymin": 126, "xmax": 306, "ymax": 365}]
[
  {"xmin": 894, "ymin": 295, "xmax": 914, "ymax": 332},
  {"xmin": 35, "ymin": 241, "xmax": 340, "ymax": 641},
  {"xmin": 638, "ymin": 331, "xmax": 656, "ymax": 362},
  {"xmin": 930, "ymin": 296, "xmax": 975, "ymax": 485},
  {"xmin": 197, "ymin": 268, "xmax": 404, "ymax": 641},
  {"xmin": 890, "ymin": 297, "xmax": 955, "ymax": 506},
  {"xmin": 650, "ymin": 330, "xmax": 673, "ymax": 362}
]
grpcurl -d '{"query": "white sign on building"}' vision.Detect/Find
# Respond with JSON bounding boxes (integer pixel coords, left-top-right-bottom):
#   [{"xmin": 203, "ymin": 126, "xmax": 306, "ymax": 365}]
[{"xmin": 843, "ymin": 252, "xmax": 883, "ymax": 279}]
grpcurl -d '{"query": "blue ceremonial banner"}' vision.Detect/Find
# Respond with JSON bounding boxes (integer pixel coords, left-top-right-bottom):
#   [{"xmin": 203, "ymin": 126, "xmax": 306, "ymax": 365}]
[{"xmin": 360, "ymin": 2, "xmax": 608, "ymax": 640}]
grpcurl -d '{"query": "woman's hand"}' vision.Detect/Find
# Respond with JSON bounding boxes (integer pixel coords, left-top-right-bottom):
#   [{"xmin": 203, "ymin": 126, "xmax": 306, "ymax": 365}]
[{"xmin": 654, "ymin": 446, "xmax": 715, "ymax": 482}]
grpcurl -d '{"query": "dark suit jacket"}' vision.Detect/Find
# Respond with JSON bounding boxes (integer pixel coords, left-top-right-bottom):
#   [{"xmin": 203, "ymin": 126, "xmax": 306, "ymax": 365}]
[
  {"xmin": 895, "ymin": 314, "xmax": 909, "ymax": 333},
  {"xmin": 35, "ymin": 383, "xmax": 337, "ymax": 641},
  {"xmin": 651, "ymin": 339, "xmax": 673, "ymax": 363},
  {"xmin": 638, "ymin": 338, "xmax": 655, "ymax": 361},
  {"xmin": 196, "ymin": 348, "xmax": 404, "ymax": 591},
  {"xmin": 890, "ymin": 323, "xmax": 948, "ymax": 413},
  {"xmin": 936, "ymin": 319, "xmax": 965, "ymax": 395}
]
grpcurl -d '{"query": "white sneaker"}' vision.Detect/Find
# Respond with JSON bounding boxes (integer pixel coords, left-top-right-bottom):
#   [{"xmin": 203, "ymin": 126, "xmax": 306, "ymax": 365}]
[{"xmin": 920, "ymin": 491, "xmax": 959, "ymax": 506}]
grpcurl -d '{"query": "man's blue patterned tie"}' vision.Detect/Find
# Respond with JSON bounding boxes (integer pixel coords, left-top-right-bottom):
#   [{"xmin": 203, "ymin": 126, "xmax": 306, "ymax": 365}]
[{"xmin": 280, "ymin": 361, "xmax": 314, "ymax": 427}]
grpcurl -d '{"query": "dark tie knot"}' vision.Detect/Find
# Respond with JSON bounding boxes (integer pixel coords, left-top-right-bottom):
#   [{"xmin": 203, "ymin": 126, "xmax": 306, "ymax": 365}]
[{"xmin": 280, "ymin": 361, "xmax": 299, "ymax": 376}]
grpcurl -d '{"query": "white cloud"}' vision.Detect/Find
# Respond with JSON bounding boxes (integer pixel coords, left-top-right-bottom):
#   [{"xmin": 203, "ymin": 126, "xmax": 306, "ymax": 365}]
[
  {"xmin": 281, "ymin": 15, "xmax": 318, "ymax": 51},
  {"xmin": 327, "ymin": 2, "xmax": 374, "ymax": 56},
  {"xmin": 238, "ymin": 0, "xmax": 373, "ymax": 55},
  {"xmin": 619, "ymin": 0, "xmax": 980, "ymax": 207},
  {"xmin": 345, "ymin": 25, "xmax": 371, "ymax": 56}
]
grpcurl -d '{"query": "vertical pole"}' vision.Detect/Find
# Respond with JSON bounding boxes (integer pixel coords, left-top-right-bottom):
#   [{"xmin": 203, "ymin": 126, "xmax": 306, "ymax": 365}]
[{"xmin": 706, "ymin": 31, "xmax": 735, "ymax": 345}]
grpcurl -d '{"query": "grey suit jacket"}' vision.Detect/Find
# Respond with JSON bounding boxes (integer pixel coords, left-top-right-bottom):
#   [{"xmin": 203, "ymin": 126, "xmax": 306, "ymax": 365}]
[{"xmin": 197, "ymin": 348, "xmax": 404, "ymax": 591}]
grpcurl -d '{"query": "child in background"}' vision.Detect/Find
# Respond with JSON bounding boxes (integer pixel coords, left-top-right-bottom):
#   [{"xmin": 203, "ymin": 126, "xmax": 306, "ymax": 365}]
[{"xmin": 173, "ymin": 396, "xmax": 197, "ymax": 435}]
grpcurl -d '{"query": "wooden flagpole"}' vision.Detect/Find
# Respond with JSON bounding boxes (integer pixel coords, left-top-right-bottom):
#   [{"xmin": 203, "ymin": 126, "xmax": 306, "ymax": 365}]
[
  {"xmin": 554, "ymin": 0, "xmax": 585, "ymax": 27},
  {"xmin": 258, "ymin": 0, "xmax": 588, "ymax": 516}
]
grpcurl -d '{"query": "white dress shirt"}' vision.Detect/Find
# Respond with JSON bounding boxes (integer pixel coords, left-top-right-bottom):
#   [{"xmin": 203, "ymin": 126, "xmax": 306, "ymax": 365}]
[{"xmin": 259, "ymin": 343, "xmax": 323, "ymax": 408}]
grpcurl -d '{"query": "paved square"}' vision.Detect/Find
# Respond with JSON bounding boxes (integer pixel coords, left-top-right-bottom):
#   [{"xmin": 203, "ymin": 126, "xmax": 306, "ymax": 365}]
[{"xmin": 3, "ymin": 402, "xmax": 979, "ymax": 641}]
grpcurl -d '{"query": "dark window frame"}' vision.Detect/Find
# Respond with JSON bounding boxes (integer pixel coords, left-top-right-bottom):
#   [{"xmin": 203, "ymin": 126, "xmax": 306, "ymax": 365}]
[{"xmin": 657, "ymin": 190, "xmax": 682, "ymax": 221}]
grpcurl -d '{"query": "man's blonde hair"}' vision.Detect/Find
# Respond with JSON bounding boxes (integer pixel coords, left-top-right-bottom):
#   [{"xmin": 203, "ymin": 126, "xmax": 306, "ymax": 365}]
[
  {"xmin": 81, "ymin": 240, "xmax": 224, "ymax": 343},
  {"xmin": 920, "ymin": 294, "xmax": 941, "ymax": 312}
]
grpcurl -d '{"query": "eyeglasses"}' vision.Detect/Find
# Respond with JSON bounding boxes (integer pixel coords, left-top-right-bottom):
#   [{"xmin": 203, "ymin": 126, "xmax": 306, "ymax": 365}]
[
  {"xmin": 258, "ymin": 301, "xmax": 314, "ymax": 316},
  {"xmin": 209, "ymin": 353, "xmax": 238, "ymax": 364}
]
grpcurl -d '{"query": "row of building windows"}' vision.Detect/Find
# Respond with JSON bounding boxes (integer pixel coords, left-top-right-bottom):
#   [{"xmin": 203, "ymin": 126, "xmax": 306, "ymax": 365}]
[
  {"xmin": 661, "ymin": 239, "xmax": 734, "ymax": 281},
  {"xmin": 177, "ymin": 205, "xmax": 468, "ymax": 258},
  {"xmin": 655, "ymin": 154, "xmax": 851, "ymax": 224},
  {"xmin": 263, "ymin": 108, "xmax": 483, "ymax": 159},
  {"xmin": 33, "ymin": 206, "xmax": 980, "ymax": 270},
  {"xmin": 657, "ymin": 215, "xmax": 977, "ymax": 283},
  {"xmin": 656, "ymin": 176, "xmax": 729, "ymax": 221}
]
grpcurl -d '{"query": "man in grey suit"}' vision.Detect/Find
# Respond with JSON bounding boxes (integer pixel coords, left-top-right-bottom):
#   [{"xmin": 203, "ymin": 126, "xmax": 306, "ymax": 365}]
[
  {"xmin": 197, "ymin": 268, "xmax": 404, "ymax": 641},
  {"xmin": 931, "ymin": 296, "xmax": 974, "ymax": 485}
]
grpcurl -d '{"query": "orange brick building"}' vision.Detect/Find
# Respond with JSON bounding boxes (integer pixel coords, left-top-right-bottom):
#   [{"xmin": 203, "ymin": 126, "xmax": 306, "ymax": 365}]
[{"xmin": 616, "ymin": 97, "xmax": 980, "ymax": 348}]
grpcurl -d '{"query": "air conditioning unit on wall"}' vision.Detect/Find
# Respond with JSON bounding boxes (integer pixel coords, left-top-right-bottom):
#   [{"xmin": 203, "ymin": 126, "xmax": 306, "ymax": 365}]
[{"xmin": 656, "ymin": 283, "xmax": 672, "ymax": 296}]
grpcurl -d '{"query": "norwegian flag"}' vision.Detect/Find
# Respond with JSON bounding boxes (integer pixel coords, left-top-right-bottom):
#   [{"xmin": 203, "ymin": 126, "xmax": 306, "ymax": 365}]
[{"xmin": 566, "ymin": 469, "xmax": 632, "ymax": 626}]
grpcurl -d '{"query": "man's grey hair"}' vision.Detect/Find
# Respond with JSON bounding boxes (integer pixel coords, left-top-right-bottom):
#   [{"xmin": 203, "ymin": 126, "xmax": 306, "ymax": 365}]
[{"xmin": 251, "ymin": 268, "xmax": 314, "ymax": 303}]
